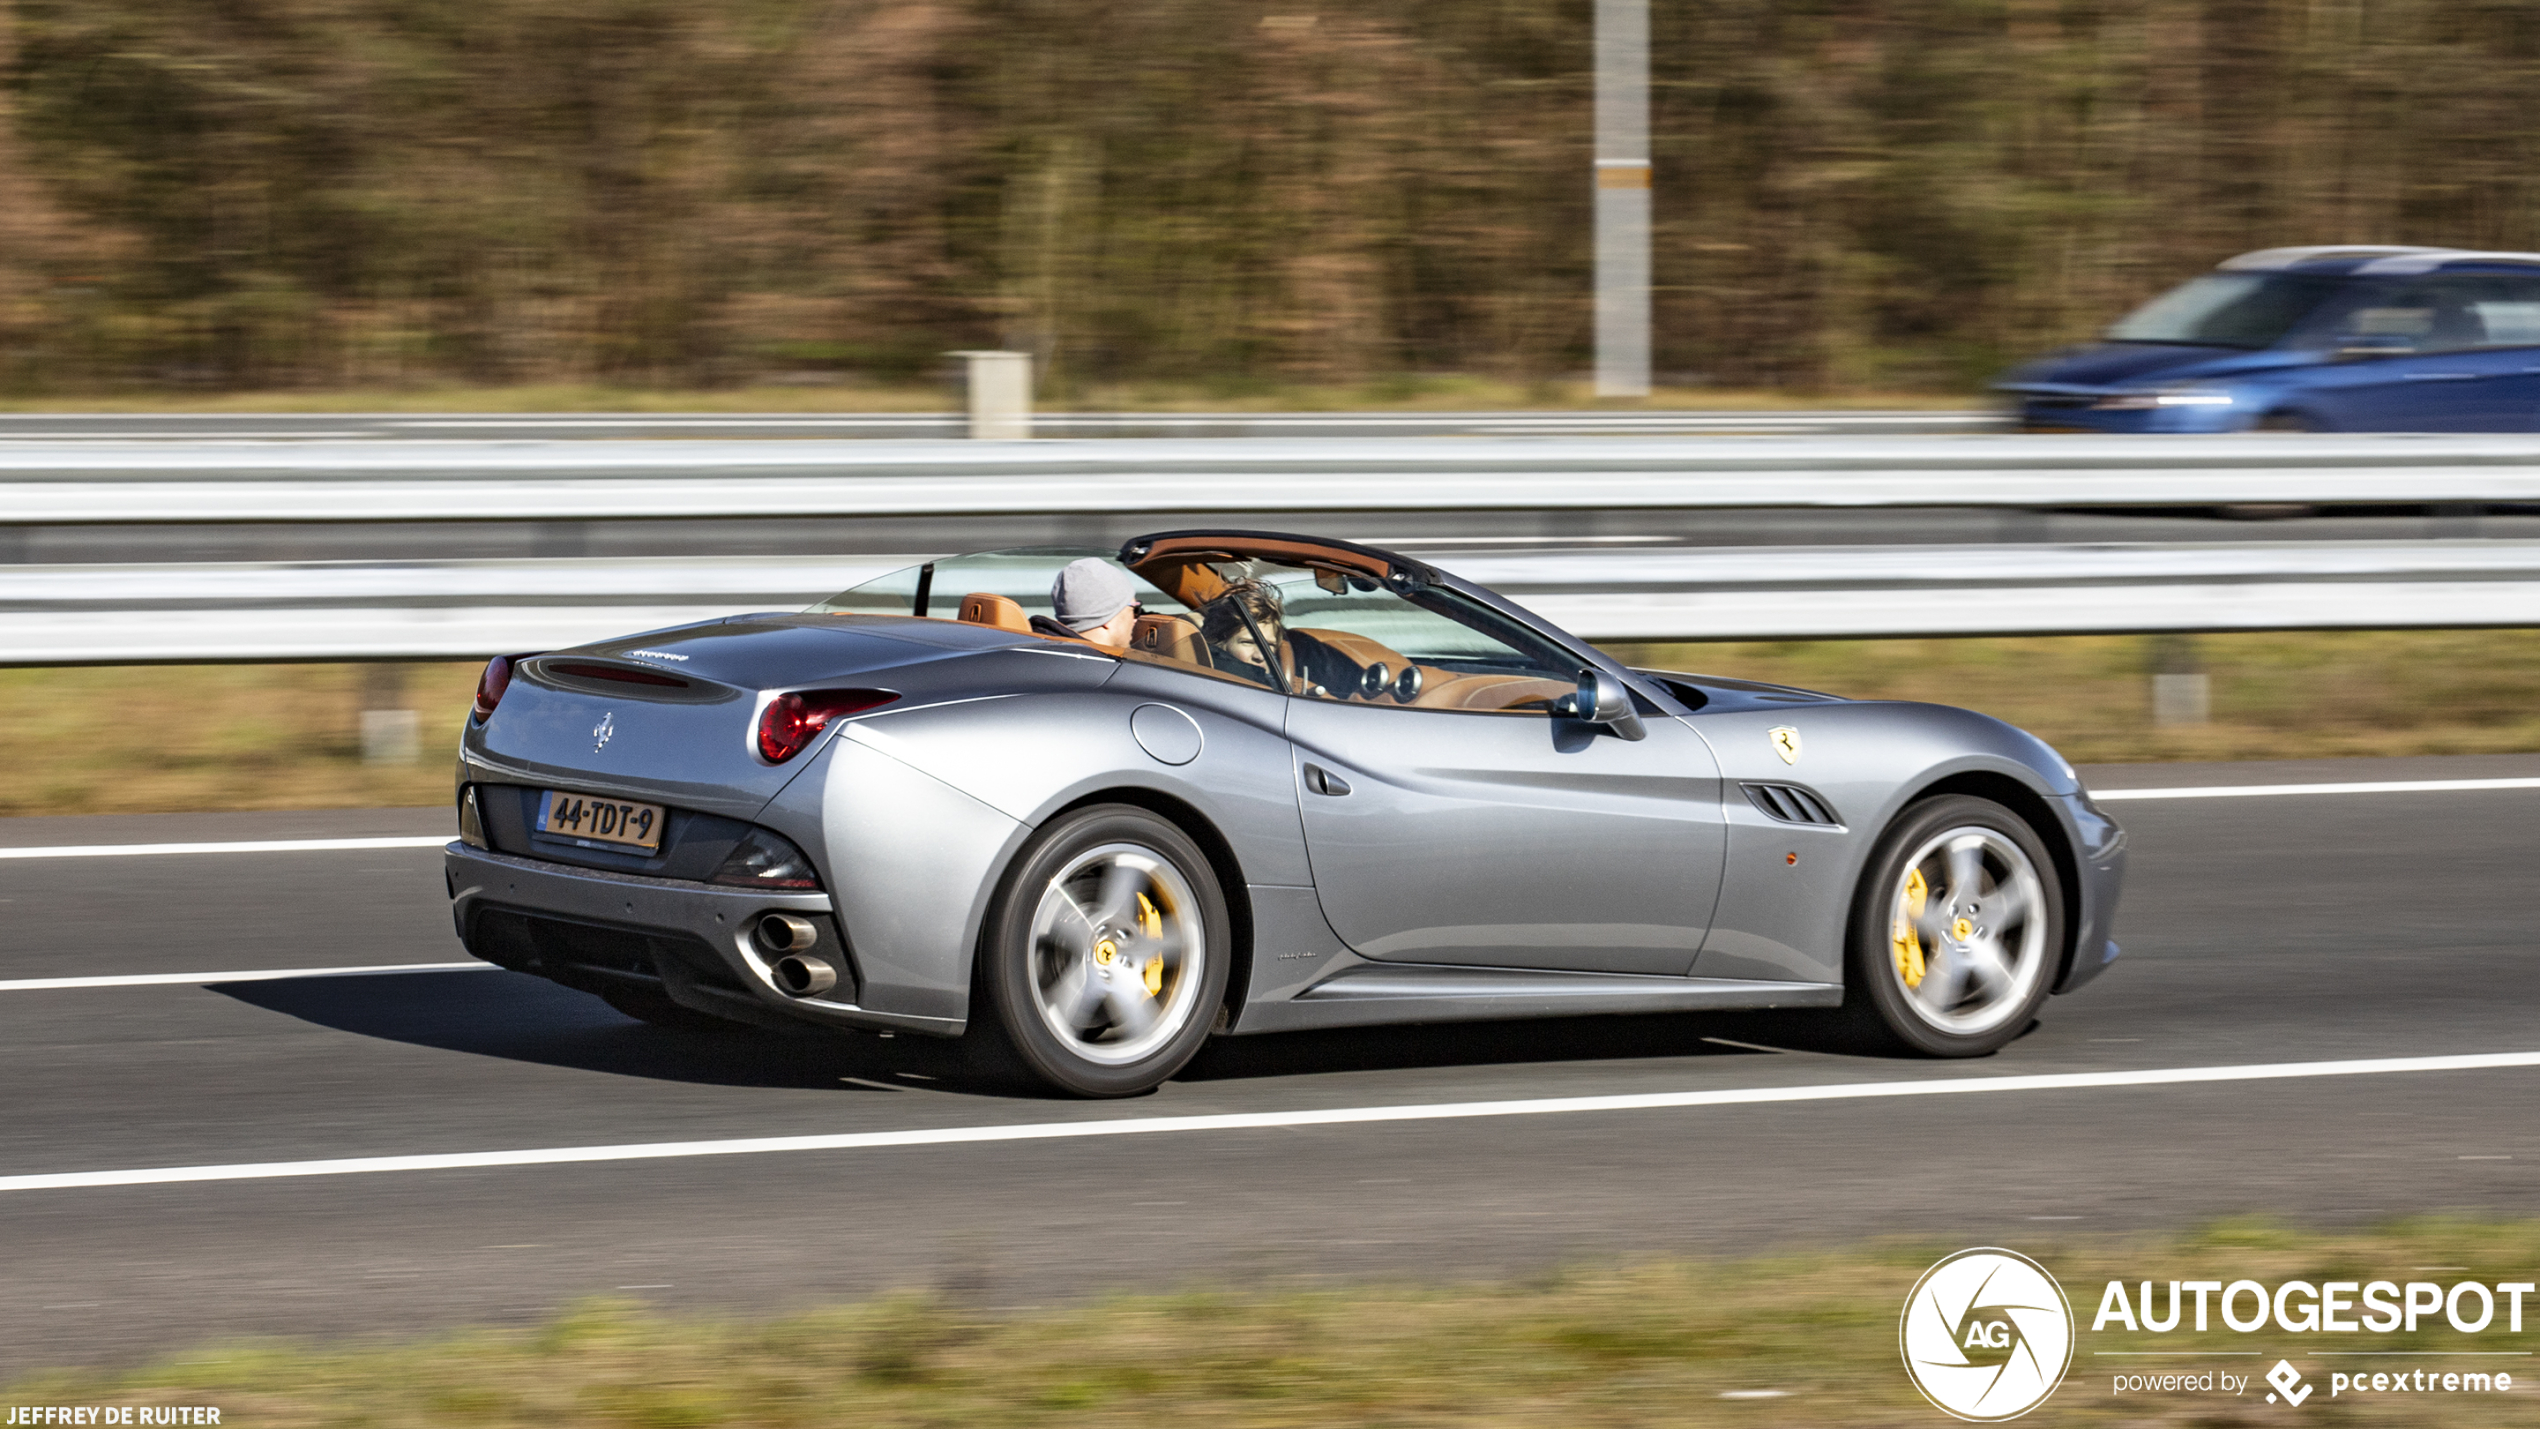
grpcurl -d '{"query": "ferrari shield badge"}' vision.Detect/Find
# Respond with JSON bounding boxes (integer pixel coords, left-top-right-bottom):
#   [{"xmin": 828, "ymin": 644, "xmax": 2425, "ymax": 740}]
[{"xmin": 1768, "ymin": 726, "xmax": 1801, "ymax": 765}]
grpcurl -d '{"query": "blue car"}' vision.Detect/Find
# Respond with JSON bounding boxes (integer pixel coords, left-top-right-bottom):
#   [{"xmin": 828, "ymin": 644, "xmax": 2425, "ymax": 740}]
[{"xmin": 1998, "ymin": 245, "xmax": 2540, "ymax": 432}]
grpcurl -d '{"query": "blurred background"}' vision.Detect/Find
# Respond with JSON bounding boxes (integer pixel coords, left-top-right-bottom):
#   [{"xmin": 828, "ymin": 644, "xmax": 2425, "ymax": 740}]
[
  {"xmin": 14, "ymin": 5, "xmax": 2540, "ymax": 1414},
  {"xmin": 5, "ymin": 0, "xmax": 2539, "ymax": 399}
]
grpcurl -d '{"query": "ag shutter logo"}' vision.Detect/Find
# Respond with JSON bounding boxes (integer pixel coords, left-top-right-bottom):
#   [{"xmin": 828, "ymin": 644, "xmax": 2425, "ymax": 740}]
[{"xmin": 1901, "ymin": 1248, "xmax": 2076, "ymax": 1421}]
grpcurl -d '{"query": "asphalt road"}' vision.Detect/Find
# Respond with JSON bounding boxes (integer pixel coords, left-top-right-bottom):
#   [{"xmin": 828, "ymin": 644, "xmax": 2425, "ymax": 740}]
[{"xmin": 2, "ymin": 754, "xmax": 2537, "ymax": 1373}]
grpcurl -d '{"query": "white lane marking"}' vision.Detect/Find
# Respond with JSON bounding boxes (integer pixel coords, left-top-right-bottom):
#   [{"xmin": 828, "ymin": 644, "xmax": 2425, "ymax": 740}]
[
  {"xmin": 2095, "ymin": 777, "xmax": 2540, "ymax": 801},
  {"xmin": 0, "ymin": 835, "xmax": 448, "ymax": 860},
  {"xmin": 0, "ymin": 962, "xmax": 491, "ymax": 992},
  {"xmin": 3, "ymin": 1048, "xmax": 2536, "ymax": 1195}
]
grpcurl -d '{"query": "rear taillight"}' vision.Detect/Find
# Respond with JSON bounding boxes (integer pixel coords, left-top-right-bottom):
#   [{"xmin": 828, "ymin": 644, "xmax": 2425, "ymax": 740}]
[
  {"xmin": 756, "ymin": 688, "xmax": 897, "ymax": 763},
  {"xmin": 471, "ymin": 651, "xmax": 543, "ymax": 724}
]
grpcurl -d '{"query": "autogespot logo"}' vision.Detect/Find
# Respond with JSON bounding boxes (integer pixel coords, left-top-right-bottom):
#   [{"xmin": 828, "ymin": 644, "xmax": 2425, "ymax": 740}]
[{"xmin": 1901, "ymin": 1248, "xmax": 2077, "ymax": 1421}]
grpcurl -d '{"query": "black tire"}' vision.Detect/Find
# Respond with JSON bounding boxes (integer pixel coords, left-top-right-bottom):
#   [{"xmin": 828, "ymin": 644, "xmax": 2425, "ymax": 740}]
[
  {"xmin": 1840, "ymin": 794, "xmax": 2064, "ymax": 1057},
  {"xmin": 2254, "ymin": 411, "xmax": 2322, "ymax": 432},
  {"xmin": 599, "ymin": 984, "xmax": 747, "ymax": 1033},
  {"xmin": 968, "ymin": 805, "xmax": 1232, "ymax": 1097}
]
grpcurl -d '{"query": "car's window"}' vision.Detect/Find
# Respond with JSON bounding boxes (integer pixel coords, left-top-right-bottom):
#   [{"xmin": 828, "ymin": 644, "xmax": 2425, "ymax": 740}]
[
  {"xmin": 2105, "ymin": 273, "xmax": 2338, "ymax": 349},
  {"xmin": 2331, "ymin": 274, "xmax": 2540, "ymax": 354},
  {"xmin": 2456, "ymin": 274, "xmax": 2540, "ymax": 347},
  {"xmin": 1124, "ymin": 555, "xmax": 1584, "ymax": 714},
  {"xmin": 807, "ymin": 548, "xmax": 1190, "ymax": 626},
  {"xmin": 2474, "ymin": 287, "xmax": 2540, "ymax": 346}
]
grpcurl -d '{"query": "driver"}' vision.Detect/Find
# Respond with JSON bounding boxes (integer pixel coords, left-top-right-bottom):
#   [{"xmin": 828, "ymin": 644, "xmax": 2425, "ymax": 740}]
[
  {"xmin": 1034, "ymin": 557, "xmax": 1141, "ymax": 652},
  {"xmin": 1199, "ymin": 578, "xmax": 1286, "ymax": 688}
]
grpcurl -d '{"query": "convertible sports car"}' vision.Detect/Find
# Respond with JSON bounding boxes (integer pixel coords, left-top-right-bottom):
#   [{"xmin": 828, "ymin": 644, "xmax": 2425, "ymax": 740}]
[{"xmin": 445, "ymin": 531, "xmax": 2126, "ymax": 1096}]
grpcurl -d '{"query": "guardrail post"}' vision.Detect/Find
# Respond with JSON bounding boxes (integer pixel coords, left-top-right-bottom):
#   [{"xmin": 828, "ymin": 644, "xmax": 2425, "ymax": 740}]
[
  {"xmin": 359, "ymin": 663, "xmax": 420, "ymax": 763},
  {"xmin": 2148, "ymin": 634, "xmax": 2210, "ymax": 727},
  {"xmin": 949, "ymin": 351, "xmax": 1032, "ymax": 440}
]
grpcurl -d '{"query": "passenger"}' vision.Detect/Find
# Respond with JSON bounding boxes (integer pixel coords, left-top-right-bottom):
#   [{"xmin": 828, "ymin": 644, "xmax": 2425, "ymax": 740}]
[
  {"xmin": 1033, "ymin": 557, "xmax": 1141, "ymax": 652},
  {"xmin": 1200, "ymin": 578, "xmax": 1286, "ymax": 688}
]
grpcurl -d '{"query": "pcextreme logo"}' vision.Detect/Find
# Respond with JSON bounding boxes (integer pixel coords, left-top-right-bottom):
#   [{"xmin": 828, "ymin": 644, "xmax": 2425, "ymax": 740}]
[{"xmin": 1901, "ymin": 1248, "xmax": 2077, "ymax": 1421}]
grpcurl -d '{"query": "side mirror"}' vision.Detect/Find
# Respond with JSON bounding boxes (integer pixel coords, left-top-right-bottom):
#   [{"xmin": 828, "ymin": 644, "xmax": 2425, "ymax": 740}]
[{"xmin": 1569, "ymin": 667, "xmax": 1647, "ymax": 741}]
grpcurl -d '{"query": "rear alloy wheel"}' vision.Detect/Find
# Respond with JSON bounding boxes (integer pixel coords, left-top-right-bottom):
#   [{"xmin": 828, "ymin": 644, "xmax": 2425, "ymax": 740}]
[
  {"xmin": 1844, "ymin": 795, "xmax": 2063, "ymax": 1056},
  {"xmin": 973, "ymin": 806, "xmax": 1230, "ymax": 1097}
]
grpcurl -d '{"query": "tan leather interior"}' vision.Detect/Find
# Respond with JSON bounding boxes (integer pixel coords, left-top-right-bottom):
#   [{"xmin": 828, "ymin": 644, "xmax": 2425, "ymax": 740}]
[
  {"xmin": 1291, "ymin": 627, "xmax": 1398, "ymax": 671},
  {"xmin": 956, "ymin": 591, "xmax": 1030, "ymax": 633},
  {"xmin": 1414, "ymin": 674, "xmax": 1573, "ymax": 712},
  {"xmin": 1130, "ymin": 534, "xmax": 1395, "ymax": 585},
  {"xmin": 1109, "ymin": 560, "xmax": 1574, "ymax": 713},
  {"xmin": 1133, "ymin": 613, "xmax": 1212, "ymax": 667}
]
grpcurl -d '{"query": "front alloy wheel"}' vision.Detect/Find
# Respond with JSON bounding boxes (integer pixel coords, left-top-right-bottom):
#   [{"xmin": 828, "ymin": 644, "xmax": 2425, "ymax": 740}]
[
  {"xmin": 975, "ymin": 806, "xmax": 1230, "ymax": 1096},
  {"xmin": 1847, "ymin": 795, "xmax": 2064, "ymax": 1056}
]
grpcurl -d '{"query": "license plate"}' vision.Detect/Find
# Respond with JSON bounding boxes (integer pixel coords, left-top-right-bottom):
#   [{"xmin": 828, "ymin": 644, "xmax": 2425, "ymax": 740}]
[{"xmin": 536, "ymin": 790, "xmax": 666, "ymax": 851}]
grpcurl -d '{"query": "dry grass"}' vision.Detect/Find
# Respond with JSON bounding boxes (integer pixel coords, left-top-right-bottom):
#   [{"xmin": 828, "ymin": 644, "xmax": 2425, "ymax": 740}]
[
  {"xmin": 11, "ymin": 1219, "xmax": 2539, "ymax": 1426},
  {"xmin": 0, "ymin": 662, "xmax": 479, "ymax": 818},
  {"xmin": 1608, "ymin": 629, "xmax": 2540, "ymax": 766}
]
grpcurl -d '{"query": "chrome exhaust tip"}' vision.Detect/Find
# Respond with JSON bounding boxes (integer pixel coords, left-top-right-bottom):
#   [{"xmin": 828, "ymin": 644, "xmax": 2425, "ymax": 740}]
[
  {"xmin": 772, "ymin": 953, "xmax": 838, "ymax": 997},
  {"xmin": 755, "ymin": 913, "xmax": 818, "ymax": 954}
]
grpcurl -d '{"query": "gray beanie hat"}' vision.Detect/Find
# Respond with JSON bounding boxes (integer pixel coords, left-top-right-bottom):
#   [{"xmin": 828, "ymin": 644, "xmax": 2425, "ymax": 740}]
[{"xmin": 1050, "ymin": 557, "xmax": 1136, "ymax": 632}]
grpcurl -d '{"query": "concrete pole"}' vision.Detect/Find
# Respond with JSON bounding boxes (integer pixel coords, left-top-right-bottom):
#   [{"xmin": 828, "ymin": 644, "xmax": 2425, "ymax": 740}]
[
  {"xmin": 949, "ymin": 351, "xmax": 1033, "ymax": 439},
  {"xmin": 1594, "ymin": 0, "xmax": 1651, "ymax": 399}
]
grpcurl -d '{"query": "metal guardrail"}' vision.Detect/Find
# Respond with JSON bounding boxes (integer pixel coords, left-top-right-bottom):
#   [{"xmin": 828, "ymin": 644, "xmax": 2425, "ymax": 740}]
[
  {"xmin": 3, "ymin": 434, "xmax": 2536, "ymax": 661},
  {"xmin": 4, "ymin": 434, "xmax": 2540, "ymax": 524},
  {"xmin": 7, "ymin": 542, "xmax": 2533, "ymax": 663},
  {"xmin": 0, "ymin": 410, "xmax": 2007, "ymax": 441}
]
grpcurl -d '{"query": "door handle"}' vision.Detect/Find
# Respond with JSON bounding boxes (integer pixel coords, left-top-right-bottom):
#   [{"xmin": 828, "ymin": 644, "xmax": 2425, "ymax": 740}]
[{"xmin": 1302, "ymin": 763, "xmax": 1352, "ymax": 796}]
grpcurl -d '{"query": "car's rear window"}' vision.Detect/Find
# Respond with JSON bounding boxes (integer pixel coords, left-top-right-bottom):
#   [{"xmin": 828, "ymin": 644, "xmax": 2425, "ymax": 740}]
[{"xmin": 2106, "ymin": 273, "xmax": 2338, "ymax": 349}]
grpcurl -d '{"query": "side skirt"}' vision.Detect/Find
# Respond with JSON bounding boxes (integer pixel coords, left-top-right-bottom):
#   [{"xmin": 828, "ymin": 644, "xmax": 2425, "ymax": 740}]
[{"xmin": 1225, "ymin": 962, "xmax": 1840, "ymax": 1035}]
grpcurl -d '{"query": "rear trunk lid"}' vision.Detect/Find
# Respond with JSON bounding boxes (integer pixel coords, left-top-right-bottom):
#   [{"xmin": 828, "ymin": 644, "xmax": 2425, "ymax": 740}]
[{"xmin": 471, "ymin": 614, "xmax": 1037, "ymax": 818}]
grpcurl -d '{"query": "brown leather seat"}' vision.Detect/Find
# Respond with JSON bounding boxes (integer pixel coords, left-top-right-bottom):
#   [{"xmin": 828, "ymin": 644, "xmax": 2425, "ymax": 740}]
[
  {"xmin": 1132, "ymin": 613, "xmax": 1212, "ymax": 668},
  {"xmin": 957, "ymin": 591, "xmax": 1031, "ymax": 634}
]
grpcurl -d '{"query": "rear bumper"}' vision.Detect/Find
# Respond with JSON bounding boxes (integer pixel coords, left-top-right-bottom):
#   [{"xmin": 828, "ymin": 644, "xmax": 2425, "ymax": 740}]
[{"xmin": 443, "ymin": 842, "xmax": 962, "ymax": 1037}]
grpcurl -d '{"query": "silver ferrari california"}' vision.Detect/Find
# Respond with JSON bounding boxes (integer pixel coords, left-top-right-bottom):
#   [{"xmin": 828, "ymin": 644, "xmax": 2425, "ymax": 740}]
[{"xmin": 445, "ymin": 530, "xmax": 2125, "ymax": 1095}]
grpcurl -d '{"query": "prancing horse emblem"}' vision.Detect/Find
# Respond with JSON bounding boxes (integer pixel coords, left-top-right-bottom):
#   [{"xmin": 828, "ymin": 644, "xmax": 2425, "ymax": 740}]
[
  {"xmin": 593, "ymin": 711, "xmax": 615, "ymax": 753},
  {"xmin": 1768, "ymin": 725, "xmax": 1801, "ymax": 765}
]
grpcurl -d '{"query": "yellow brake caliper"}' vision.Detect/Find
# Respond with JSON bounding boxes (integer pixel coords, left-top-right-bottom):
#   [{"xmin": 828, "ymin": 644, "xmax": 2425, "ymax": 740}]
[
  {"xmin": 1893, "ymin": 866, "xmax": 1929, "ymax": 988},
  {"xmin": 1137, "ymin": 892, "xmax": 1165, "ymax": 996}
]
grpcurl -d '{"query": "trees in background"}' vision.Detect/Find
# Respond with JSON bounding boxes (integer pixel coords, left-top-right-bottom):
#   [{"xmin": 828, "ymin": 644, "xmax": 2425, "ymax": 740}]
[{"xmin": 4, "ymin": 0, "xmax": 2539, "ymax": 393}]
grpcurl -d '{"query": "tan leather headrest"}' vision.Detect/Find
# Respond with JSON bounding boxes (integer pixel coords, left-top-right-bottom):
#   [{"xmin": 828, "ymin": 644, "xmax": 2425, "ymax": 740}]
[
  {"xmin": 1132, "ymin": 613, "xmax": 1212, "ymax": 667},
  {"xmin": 956, "ymin": 591, "xmax": 1030, "ymax": 633}
]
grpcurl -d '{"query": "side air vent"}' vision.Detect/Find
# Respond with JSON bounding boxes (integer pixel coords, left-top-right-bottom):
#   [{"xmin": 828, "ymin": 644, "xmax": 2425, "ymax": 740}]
[{"xmin": 1744, "ymin": 782, "xmax": 1841, "ymax": 827}]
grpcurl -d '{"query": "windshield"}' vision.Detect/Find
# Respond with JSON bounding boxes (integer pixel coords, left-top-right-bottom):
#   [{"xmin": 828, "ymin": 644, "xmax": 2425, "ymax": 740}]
[
  {"xmin": 1128, "ymin": 553, "xmax": 1582, "ymax": 706},
  {"xmin": 806, "ymin": 548, "xmax": 1190, "ymax": 623},
  {"xmin": 2105, "ymin": 272, "xmax": 2337, "ymax": 349}
]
